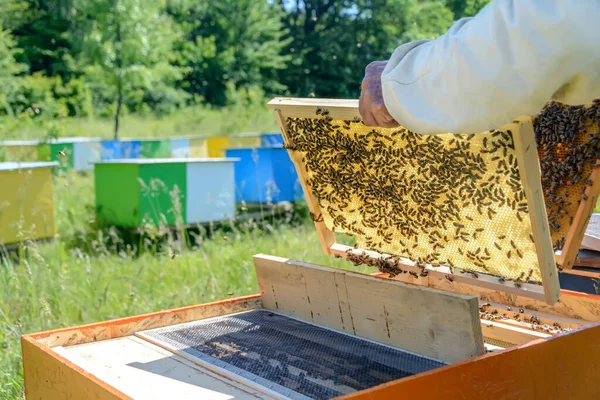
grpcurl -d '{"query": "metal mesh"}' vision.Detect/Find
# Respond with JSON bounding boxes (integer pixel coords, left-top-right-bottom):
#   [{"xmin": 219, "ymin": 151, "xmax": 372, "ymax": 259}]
[
  {"xmin": 286, "ymin": 116, "xmax": 540, "ymax": 282},
  {"xmin": 139, "ymin": 310, "xmax": 446, "ymax": 400}
]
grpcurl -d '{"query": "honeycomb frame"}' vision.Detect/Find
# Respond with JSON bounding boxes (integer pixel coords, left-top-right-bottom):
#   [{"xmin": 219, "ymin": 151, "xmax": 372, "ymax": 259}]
[
  {"xmin": 534, "ymin": 100, "xmax": 600, "ymax": 270},
  {"xmin": 268, "ymin": 97, "xmax": 560, "ymax": 304}
]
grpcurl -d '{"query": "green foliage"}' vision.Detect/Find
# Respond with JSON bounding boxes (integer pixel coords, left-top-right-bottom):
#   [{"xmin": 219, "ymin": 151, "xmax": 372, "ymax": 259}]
[
  {"xmin": 0, "ymin": 0, "xmax": 494, "ymax": 130},
  {"xmin": 0, "ymin": 25, "xmax": 26, "ymax": 116},
  {"xmin": 168, "ymin": 0, "xmax": 290, "ymax": 106},
  {"xmin": 8, "ymin": 72, "xmax": 92, "ymax": 118},
  {"xmin": 81, "ymin": 0, "xmax": 188, "ymax": 136},
  {"xmin": 403, "ymin": 0, "xmax": 454, "ymax": 42}
]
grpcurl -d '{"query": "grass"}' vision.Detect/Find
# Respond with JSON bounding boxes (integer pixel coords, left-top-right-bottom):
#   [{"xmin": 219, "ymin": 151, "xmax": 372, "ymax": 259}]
[
  {"xmin": 0, "ymin": 103, "xmax": 279, "ymax": 141},
  {"xmin": 0, "ymin": 171, "xmax": 373, "ymax": 399}
]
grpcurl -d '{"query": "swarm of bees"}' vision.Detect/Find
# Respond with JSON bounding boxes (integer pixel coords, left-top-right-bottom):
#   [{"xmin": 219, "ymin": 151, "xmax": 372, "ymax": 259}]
[
  {"xmin": 534, "ymin": 99, "xmax": 600, "ymax": 253},
  {"xmin": 286, "ymin": 108, "xmax": 542, "ymax": 283}
]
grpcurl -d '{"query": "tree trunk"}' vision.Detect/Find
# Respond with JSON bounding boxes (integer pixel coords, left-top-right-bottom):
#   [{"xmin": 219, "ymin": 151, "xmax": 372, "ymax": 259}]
[
  {"xmin": 114, "ymin": 79, "xmax": 122, "ymax": 139},
  {"xmin": 114, "ymin": 19, "xmax": 123, "ymax": 139}
]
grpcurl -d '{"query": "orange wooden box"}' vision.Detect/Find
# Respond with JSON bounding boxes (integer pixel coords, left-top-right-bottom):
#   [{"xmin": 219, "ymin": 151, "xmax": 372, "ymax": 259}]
[{"xmin": 22, "ymin": 255, "xmax": 600, "ymax": 400}]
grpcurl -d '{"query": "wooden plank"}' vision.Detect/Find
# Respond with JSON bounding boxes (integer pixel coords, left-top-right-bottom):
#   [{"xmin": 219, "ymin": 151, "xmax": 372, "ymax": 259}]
[
  {"xmin": 480, "ymin": 320, "xmax": 551, "ymax": 345},
  {"xmin": 254, "ymin": 254, "xmax": 485, "ymax": 363},
  {"xmin": 22, "ymin": 336, "xmax": 128, "ymax": 400},
  {"xmin": 338, "ymin": 323, "xmax": 600, "ymax": 400},
  {"xmin": 413, "ymin": 272, "xmax": 600, "ymax": 322},
  {"xmin": 268, "ymin": 97, "xmax": 360, "ymax": 120},
  {"xmin": 52, "ymin": 337, "xmax": 273, "ymax": 400},
  {"xmin": 574, "ymin": 249, "xmax": 600, "ymax": 268},
  {"xmin": 28, "ymin": 295, "xmax": 262, "ymax": 348},
  {"xmin": 512, "ymin": 117, "xmax": 561, "ymax": 304},
  {"xmin": 558, "ymin": 158, "xmax": 600, "ymax": 269},
  {"xmin": 273, "ymin": 109, "xmax": 335, "ymax": 254},
  {"xmin": 479, "ymin": 301, "xmax": 584, "ymax": 330},
  {"xmin": 330, "ymin": 243, "xmax": 548, "ymax": 301}
]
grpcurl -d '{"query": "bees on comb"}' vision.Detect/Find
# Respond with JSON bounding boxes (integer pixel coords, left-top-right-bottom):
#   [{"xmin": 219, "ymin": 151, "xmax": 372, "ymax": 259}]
[{"xmin": 284, "ymin": 109, "xmax": 542, "ymax": 283}]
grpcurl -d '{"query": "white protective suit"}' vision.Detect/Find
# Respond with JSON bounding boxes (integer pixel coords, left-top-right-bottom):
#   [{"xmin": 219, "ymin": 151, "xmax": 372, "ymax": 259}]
[{"xmin": 381, "ymin": 0, "xmax": 600, "ymax": 134}]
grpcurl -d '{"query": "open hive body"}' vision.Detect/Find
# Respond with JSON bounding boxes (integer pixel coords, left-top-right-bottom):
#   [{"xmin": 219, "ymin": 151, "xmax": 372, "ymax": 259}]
[{"xmin": 21, "ymin": 99, "xmax": 600, "ymax": 399}]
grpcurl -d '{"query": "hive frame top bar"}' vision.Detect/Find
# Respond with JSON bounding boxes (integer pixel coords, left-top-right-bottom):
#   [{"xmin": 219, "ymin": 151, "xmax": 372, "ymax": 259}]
[{"xmin": 268, "ymin": 97, "xmax": 561, "ymax": 305}]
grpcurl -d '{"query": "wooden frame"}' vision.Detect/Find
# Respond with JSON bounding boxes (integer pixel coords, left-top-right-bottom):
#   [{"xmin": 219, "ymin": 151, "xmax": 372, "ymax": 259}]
[
  {"xmin": 268, "ymin": 98, "xmax": 560, "ymax": 304},
  {"xmin": 22, "ymin": 296, "xmax": 263, "ymax": 400},
  {"xmin": 556, "ymin": 161, "xmax": 600, "ymax": 269}
]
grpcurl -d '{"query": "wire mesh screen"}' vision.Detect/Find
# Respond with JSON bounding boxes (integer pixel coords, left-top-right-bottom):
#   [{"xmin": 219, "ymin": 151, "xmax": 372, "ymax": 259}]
[
  {"xmin": 535, "ymin": 99, "xmax": 600, "ymax": 254},
  {"xmin": 286, "ymin": 115, "xmax": 541, "ymax": 282},
  {"xmin": 139, "ymin": 310, "xmax": 446, "ymax": 400}
]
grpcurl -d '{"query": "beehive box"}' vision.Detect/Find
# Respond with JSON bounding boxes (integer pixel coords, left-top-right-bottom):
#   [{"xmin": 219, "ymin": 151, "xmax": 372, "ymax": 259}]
[
  {"xmin": 206, "ymin": 136, "xmax": 230, "ymax": 158},
  {"xmin": 0, "ymin": 140, "xmax": 39, "ymax": 161},
  {"xmin": 100, "ymin": 139, "xmax": 142, "ymax": 160},
  {"xmin": 225, "ymin": 147, "xmax": 303, "ymax": 203},
  {"xmin": 95, "ymin": 158, "xmax": 238, "ymax": 227},
  {"xmin": 0, "ymin": 161, "xmax": 58, "ymax": 246},
  {"xmin": 228, "ymin": 132, "xmax": 263, "ymax": 148},
  {"xmin": 261, "ymin": 132, "xmax": 284, "ymax": 147},
  {"xmin": 20, "ymin": 254, "xmax": 600, "ymax": 400},
  {"xmin": 140, "ymin": 139, "xmax": 172, "ymax": 158},
  {"xmin": 38, "ymin": 137, "xmax": 102, "ymax": 172}
]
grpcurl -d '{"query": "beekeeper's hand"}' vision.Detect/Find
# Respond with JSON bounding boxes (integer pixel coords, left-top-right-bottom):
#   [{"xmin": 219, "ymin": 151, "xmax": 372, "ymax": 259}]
[{"xmin": 359, "ymin": 61, "xmax": 399, "ymax": 128}]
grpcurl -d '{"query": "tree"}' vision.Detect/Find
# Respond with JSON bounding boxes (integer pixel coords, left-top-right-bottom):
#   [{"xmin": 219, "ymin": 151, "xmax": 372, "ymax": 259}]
[
  {"xmin": 0, "ymin": 24, "xmax": 27, "ymax": 116},
  {"xmin": 168, "ymin": 0, "xmax": 290, "ymax": 106},
  {"xmin": 82, "ymin": 0, "xmax": 186, "ymax": 138},
  {"xmin": 278, "ymin": 0, "xmax": 410, "ymax": 98}
]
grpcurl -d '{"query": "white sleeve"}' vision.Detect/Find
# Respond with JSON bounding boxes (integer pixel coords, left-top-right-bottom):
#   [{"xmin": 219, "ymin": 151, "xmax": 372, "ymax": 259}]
[{"xmin": 381, "ymin": 0, "xmax": 600, "ymax": 135}]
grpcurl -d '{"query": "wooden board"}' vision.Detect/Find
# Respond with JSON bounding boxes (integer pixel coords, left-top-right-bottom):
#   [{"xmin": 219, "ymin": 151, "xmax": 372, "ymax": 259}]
[
  {"xmin": 253, "ymin": 254, "xmax": 484, "ymax": 363},
  {"xmin": 268, "ymin": 97, "xmax": 560, "ymax": 305},
  {"xmin": 386, "ymin": 270, "xmax": 600, "ymax": 322},
  {"xmin": 31, "ymin": 295, "xmax": 262, "ymax": 348},
  {"xmin": 53, "ymin": 337, "xmax": 274, "ymax": 400}
]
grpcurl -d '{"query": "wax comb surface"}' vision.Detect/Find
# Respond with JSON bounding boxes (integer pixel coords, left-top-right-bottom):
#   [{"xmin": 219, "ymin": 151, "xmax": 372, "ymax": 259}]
[{"xmin": 286, "ymin": 113, "xmax": 546, "ymax": 282}]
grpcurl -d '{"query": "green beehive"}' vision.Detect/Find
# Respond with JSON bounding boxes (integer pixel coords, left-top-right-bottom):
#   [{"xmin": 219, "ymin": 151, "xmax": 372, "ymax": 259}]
[
  {"xmin": 141, "ymin": 139, "xmax": 172, "ymax": 158},
  {"xmin": 95, "ymin": 158, "xmax": 238, "ymax": 227}
]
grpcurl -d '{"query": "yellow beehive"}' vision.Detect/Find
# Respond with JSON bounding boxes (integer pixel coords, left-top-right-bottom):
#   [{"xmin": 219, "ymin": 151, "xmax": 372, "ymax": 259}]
[
  {"xmin": 1, "ymin": 140, "xmax": 39, "ymax": 161},
  {"xmin": 206, "ymin": 136, "xmax": 230, "ymax": 157},
  {"xmin": 228, "ymin": 132, "xmax": 262, "ymax": 148},
  {"xmin": 0, "ymin": 162, "xmax": 57, "ymax": 245}
]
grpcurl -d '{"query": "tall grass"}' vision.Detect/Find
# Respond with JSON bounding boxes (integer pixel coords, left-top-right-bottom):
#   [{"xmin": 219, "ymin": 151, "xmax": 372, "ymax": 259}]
[
  {"xmin": 0, "ymin": 172, "xmax": 372, "ymax": 399},
  {"xmin": 0, "ymin": 103, "xmax": 278, "ymax": 141}
]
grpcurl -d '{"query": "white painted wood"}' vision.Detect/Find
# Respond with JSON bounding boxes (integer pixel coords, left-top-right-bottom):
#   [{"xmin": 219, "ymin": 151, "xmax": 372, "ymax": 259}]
[
  {"xmin": 53, "ymin": 336, "xmax": 274, "ymax": 399},
  {"xmin": 73, "ymin": 140, "xmax": 101, "ymax": 171},
  {"xmin": 186, "ymin": 161, "xmax": 237, "ymax": 223},
  {"xmin": 171, "ymin": 138, "xmax": 191, "ymax": 158}
]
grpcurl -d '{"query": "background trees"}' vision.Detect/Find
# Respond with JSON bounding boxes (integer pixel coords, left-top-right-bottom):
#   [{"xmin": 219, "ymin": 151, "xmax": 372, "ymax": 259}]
[{"xmin": 0, "ymin": 0, "xmax": 492, "ymax": 135}]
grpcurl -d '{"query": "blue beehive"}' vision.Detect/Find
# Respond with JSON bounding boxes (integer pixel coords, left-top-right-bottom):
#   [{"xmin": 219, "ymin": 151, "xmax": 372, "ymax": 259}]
[
  {"xmin": 225, "ymin": 147, "xmax": 303, "ymax": 203},
  {"xmin": 100, "ymin": 140, "xmax": 142, "ymax": 160},
  {"xmin": 260, "ymin": 132, "xmax": 284, "ymax": 147}
]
